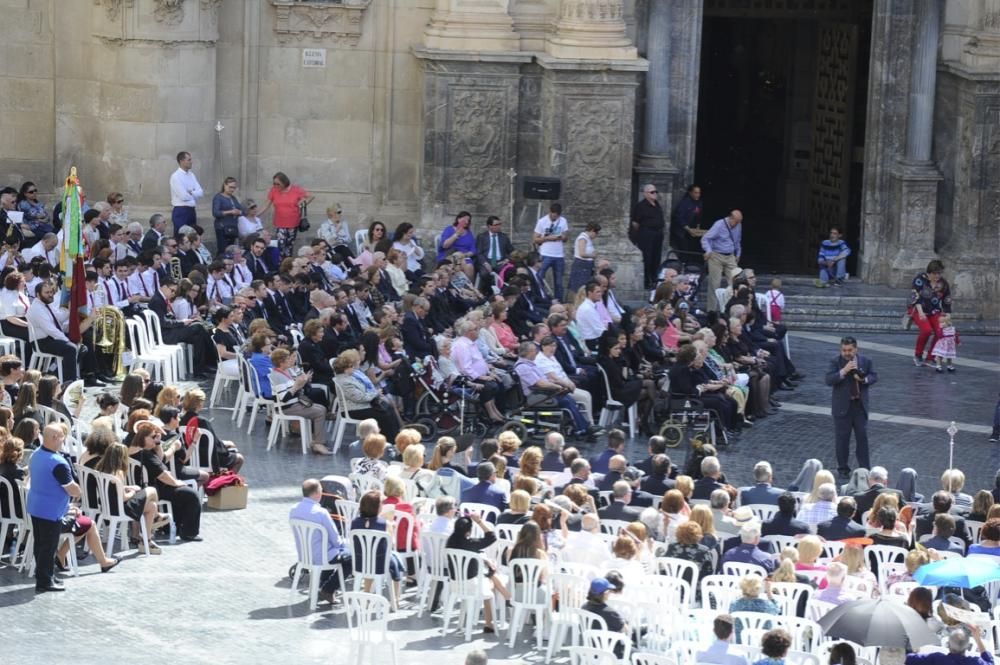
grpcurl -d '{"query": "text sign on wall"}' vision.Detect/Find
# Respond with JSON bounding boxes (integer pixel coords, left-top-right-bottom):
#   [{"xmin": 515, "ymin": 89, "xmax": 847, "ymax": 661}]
[{"xmin": 302, "ymin": 48, "xmax": 327, "ymax": 68}]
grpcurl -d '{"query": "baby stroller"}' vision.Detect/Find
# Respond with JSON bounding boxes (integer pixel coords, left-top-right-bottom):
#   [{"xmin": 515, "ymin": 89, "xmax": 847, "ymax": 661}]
[
  {"xmin": 412, "ymin": 357, "xmax": 490, "ymax": 438},
  {"xmin": 287, "ymin": 475, "xmax": 353, "ymax": 582}
]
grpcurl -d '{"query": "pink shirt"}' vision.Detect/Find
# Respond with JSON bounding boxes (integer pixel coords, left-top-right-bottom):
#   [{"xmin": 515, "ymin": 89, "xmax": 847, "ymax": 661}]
[
  {"xmin": 451, "ymin": 336, "xmax": 489, "ymax": 379},
  {"xmin": 596, "ymin": 301, "xmax": 613, "ymax": 326},
  {"xmin": 491, "ymin": 322, "xmax": 518, "ymax": 352},
  {"xmin": 660, "ymin": 321, "xmax": 680, "ymax": 350},
  {"xmin": 267, "ymin": 185, "xmax": 308, "ymax": 229}
]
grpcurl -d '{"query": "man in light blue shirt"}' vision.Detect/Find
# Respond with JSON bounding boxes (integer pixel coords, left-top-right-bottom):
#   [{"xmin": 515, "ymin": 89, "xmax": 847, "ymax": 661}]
[
  {"xmin": 701, "ymin": 210, "xmax": 743, "ymax": 312},
  {"xmin": 697, "ymin": 614, "xmax": 750, "ymax": 665},
  {"xmin": 289, "ymin": 478, "xmax": 351, "ymax": 604}
]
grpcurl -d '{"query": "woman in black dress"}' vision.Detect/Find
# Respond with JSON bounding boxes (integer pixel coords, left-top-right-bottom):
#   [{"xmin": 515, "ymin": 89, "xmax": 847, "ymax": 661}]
[
  {"xmin": 445, "ymin": 513, "xmax": 509, "ymax": 634},
  {"xmin": 596, "ymin": 331, "xmax": 643, "ymax": 409},
  {"xmin": 297, "ymin": 319, "xmax": 334, "ymax": 386},
  {"xmin": 211, "ymin": 306, "xmax": 245, "ymax": 381},
  {"xmin": 179, "ymin": 388, "xmax": 243, "ymax": 474},
  {"xmin": 128, "ymin": 420, "xmax": 202, "ymax": 542},
  {"xmin": 37, "ymin": 376, "xmax": 77, "ymax": 423},
  {"xmin": 158, "ymin": 405, "xmax": 208, "ymax": 488},
  {"xmin": 96, "ymin": 442, "xmax": 163, "ymax": 554}
]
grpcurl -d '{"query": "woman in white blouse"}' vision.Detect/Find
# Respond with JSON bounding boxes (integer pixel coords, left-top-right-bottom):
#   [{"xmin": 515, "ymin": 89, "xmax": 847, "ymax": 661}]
[
  {"xmin": 237, "ymin": 199, "xmax": 264, "ymax": 240},
  {"xmin": 567, "ymin": 221, "xmax": 601, "ymax": 294},
  {"xmin": 391, "ymin": 222, "xmax": 425, "ymax": 277},
  {"xmin": 171, "ymin": 279, "xmax": 203, "ymax": 322},
  {"xmin": 384, "ymin": 249, "xmax": 410, "ymax": 298},
  {"xmin": 0, "ymin": 272, "xmax": 31, "ymax": 357},
  {"xmin": 318, "ymin": 204, "xmax": 352, "ymax": 256}
]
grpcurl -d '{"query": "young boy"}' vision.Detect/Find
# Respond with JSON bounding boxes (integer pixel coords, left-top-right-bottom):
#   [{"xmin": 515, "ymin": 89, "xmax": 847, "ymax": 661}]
[{"xmin": 817, "ymin": 227, "xmax": 851, "ymax": 287}]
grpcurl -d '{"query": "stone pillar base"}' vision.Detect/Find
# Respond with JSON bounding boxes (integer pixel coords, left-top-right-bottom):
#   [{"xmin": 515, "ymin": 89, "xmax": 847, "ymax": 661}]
[
  {"xmin": 424, "ymin": 8, "xmax": 520, "ymax": 53},
  {"xmin": 888, "ymin": 160, "xmax": 943, "ymax": 285}
]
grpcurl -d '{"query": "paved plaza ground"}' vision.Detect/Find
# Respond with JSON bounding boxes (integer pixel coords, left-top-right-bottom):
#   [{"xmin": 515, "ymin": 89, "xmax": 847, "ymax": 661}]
[{"xmin": 1, "ymin": 330, "xmax": 998, "ymax": 665}]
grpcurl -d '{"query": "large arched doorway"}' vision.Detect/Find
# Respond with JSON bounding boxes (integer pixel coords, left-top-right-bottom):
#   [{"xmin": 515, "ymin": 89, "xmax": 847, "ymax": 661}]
[{"xmin": 693, "ymin": 1, "xmax": 874, "ymax": 275}]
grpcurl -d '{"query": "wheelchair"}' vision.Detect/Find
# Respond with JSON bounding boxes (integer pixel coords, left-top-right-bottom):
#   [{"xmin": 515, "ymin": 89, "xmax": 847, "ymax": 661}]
[
  {"xmin": 500, "ymin": 384, "xmax": 575, "ymax": 442},
  {"xmin": 656, "ymin": 394, "xmax": 722, "ymax": 449}
]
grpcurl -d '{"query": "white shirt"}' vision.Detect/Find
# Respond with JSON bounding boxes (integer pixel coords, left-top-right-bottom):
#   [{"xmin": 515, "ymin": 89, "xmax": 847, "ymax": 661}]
[
  {"xmin": 85, "ymin": 287, "xmax": 108, "ymax": 313},
  {"xmin": 697, "ymin": 641, "xmax": 750, "ymax": 665},
  {"xmin": 0, "ymin": 288, "xmax": 30, "ymax": 320},
  {"xmin": 104, "ymin": 277, "xmax": 132, "ymax": 309},
  {"xmin": 109, "ymin": 241, "xmax": 128, "ymax": 264},
  {"xmin": 575, "ymin": 298, "xmax": 606, "ymax": 341},
  {"xmin": 392, "ymin": 240, "xmax": 425, "ymax": 273},
  {"xmin": 574, "ymin": 231, "xmax": 595, "ymax": 260},
  {"xmin": 26, "ymin": 298, "xmax": 69, "ymax": 342},
  {"xmin": 173, "ymin": 298, "xmax": 195, "ymax": 321},
  {"xmin": 238, "ymin": 215, "xmax": 263, "ymax": 239},
  {"xmin": 230, "ymin": 263, "xmax": 252, "ymax": 289},
  {"xmin": 127, "ymin": 269, "xmax": 159, "ymax": 298},
  {"xmin": 534, "ymin": 214, "xmax": 568, "ymax": 258},
  {"xmin": 170, "ymin": 167, "xmax": 204, "ymax": 207},
  {"xmin": 562, "ymin": 531, "xmax": 613, "ymax": 569},
  {"xmin": 207, "ymin": 274, "xmax": 235, "ymax": 303},
  {"xmin": 535, "ymin": 352, "xmax": 568, "ymax": 382},
  {"xmin": 21, "ymin": 243, "xmax": 58, "ymax": 267}
]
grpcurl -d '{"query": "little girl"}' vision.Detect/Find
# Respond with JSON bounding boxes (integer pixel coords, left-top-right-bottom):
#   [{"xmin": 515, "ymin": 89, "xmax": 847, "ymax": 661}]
[
  {"xmin": 930, "ymin": 313, "xmax": 959, "ymax": 372},
  {"xmin": 765, "ymin": 277, "xmax": 785, "ymax": 323}
]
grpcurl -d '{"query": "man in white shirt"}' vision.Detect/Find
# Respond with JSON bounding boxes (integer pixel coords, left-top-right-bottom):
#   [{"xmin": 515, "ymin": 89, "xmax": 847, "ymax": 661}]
[
  {"xmin": 533, "ymin": 202, "xmax": 568, "ymax": 302},
  {"xmin": 696, "ymin": 614, "xmax": 750, "ymax": 665},
  {"xmin": 104, "ymin": 261, "xmax": 143, "ymax": 314},
  {"xmin": 429, "ymin": 496, "xmax": 456, "ymax": 535},
  {"xmin": 536, "ymin": 335, "xmax": 594, "ymax": 425},
  {"xmin": 562, "ymin": 513, "xmax": 613, "ymax": 569},
  {"xmin": 26, "ymin": 280, "xmax": 98, "ymax": 384},
  {"xmin": 128, "ymin": 253, "xmax": 161, "ymax": 301},
  {"xmin": 21, "ymin": 233, "xmax": 60, "ymax": 267},
  {"xmin": 169, "ymin": 151, "xmax": 204, "ymax": 236},
  {"xmin": 206, "ymin": 261, "xmax": 235, "ymax": 304},
  {"xmin": 226, "ymin": 248, "xmax": 252, "ymax": 289},
  {"xmin": 574, "ymin": 281, "xmax": 608, "ymax": 350}
]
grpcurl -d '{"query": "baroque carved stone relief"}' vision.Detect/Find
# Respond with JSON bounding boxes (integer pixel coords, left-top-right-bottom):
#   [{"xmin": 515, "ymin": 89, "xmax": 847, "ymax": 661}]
[
  {"xmin": 153, "ymin": 0, "xmax": 185, "ymax": 25},
  {"xmin": 445, "ymin": 88, "xmax": 507, "ymax": 208},
  {"xmin": 270, "ymin": 0, "xmax": 372, "ymax": 46},
  {"xmin": 564, "ymin": 98, "xmax": 623, "ymax": 209},
  {"xmin": 94, "ymin": 0, "xmax": 134, "ymax": 21}
]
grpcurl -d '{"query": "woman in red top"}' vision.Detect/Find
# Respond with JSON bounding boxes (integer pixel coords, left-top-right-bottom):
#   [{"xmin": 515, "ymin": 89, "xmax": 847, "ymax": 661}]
[
  {"xmin": 257, "ymin": 171, "xmax": 313, "ymax": 259},
  {"xmin": 382, "ymin": 476, "xmax": 419, "ymax": 556}
]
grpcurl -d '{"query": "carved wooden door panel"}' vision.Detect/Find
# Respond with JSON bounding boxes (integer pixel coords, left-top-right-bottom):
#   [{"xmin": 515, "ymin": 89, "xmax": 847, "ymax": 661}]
[{"xmin": 807, "ymin": 22, "xmax": 857, "ymax": 266}]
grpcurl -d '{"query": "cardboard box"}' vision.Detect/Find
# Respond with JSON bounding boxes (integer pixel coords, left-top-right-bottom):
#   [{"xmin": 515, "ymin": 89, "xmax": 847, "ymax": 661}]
[{"xmin": 207, "ymin": 484, "xmax": 248, "ymax": 510}]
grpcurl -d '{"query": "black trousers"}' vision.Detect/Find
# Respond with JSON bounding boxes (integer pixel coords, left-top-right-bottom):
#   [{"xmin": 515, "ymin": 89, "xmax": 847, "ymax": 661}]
[
  {"xmin": 157, "ymin": 483, "xmax": 201, "ymax": 539},
  {"xmin": 348, "ymin": 407, "xmax": 400, "ymax": 441},
  {"xmin": 637, "ymin": 230, "xmax": 664, "ymax": 288},
  {"xmin": 320, "ymin": 551, "xmax": 353, "ymax": 594},
  {"xmin": 31, "ymin": 515, "xmax": 62, "ymax": 588},
  {"xmin": 163, "ymin": 324, "xmax": 214, "ymax": 370},
  {"xmin": 35, "ymin": 337, "xmax": 81, "ymax": 381},
  {"xmin": 834, "ymin": 401, "xmax": 870, "ymax": 473}
]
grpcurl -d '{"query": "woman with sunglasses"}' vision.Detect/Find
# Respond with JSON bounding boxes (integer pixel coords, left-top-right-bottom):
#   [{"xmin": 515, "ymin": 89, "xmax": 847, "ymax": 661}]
[{"xmin": 257, "ymin": 171, "xmax": 313, "ymax": 259}]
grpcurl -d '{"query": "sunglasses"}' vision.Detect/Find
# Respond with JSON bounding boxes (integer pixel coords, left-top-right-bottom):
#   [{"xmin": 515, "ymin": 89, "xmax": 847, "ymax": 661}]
[
  {"xmin": 114, "ymin": 199, "xmax": 124, "ymax": 204},
  {"xmin": 26, "ymin": 190, "xmax": 37, "ymax": 194}
]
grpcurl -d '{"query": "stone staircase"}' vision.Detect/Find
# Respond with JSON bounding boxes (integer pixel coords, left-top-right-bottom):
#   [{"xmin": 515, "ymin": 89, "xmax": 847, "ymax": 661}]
[{"xmin": 758, "ymin": 275, "xmax": 999, "ymax": 335}]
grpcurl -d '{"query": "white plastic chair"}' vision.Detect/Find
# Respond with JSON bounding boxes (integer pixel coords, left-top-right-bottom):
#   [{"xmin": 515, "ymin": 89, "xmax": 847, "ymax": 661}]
[
  {"xmin": 75, "ymin": 464, "xmax": 104, "ymax": 523},
  {"xmin": 209, "ymin": 358, "xmax": 242, "ymax": 410},
  {"xmin": 442, "ymin": 547, "xmax": 496, "ymax": 640},
  {"xmin": 584, "ymin": 629, "xmax": 631, "ymax": 662},
  {"xmin": 97, "ymin": 470, "xmax": 151, "ymax": 557},
  {"xmin": 966, "ymin": 519, "xmax": 985, "ymax": 544},
  {"xmin": 656, "ymin": 556, "xmax": 702, "ymax": 592},
  {"xmin": 769, "ymin": 582, "xmax": 813, "ymax": 618},
  {"xmin": 866, "ymin": 544, "xmax": 908, "ymax": 592},
  {"xmin": 415, "ymin": 531, "xmax": 449, "ymax": 616},
  {"xmin": 267, "ymin": 392, "xmax": 311, "ymax": 455},
  {"xmin": 745, "ymin": 504, "xmax": 780, "ymax": 523},
  {"xmin": 289, "ymin": 518, "xmax": 346, "ymax": 611},
  {"xmin": 568, "ymin": 646, "xmax": 619, "ymax": 665},
  {"xmin": 348, "ymin": 473, "xmax": 383, "ymax": 498},
  {"xmin": 237, "ymin": 354, "xmax": 273, "ymax": 434},
  {"xmin": 391, "ymin": 510, "xmax": 419, "ymax": 576},
  {"xmin": 714, "ymin": 288, "xmax": 728, "ymax": 313},
  {"xmin": 632, "ymin": 653, "xmax": 678, "ymax": 665},
  {"xmin": 350, "ymin": 529, "xmax": 398, "ymax": 611},
  {"xmin": 461, "ymin": 502, "xmax": 500, "ymax": 534},
  {"xmin": 805, "ymin": 598, "xmax": 837, "ymax": 622},
  {"xmin": 630, "ymin": 573, "xmax": 693, "ymax": 612},
  {"xmin": 782, "ymin": 650, "xmax": 820, "ymax": 665},
  {"xmin": 124, "ymin": 318, "xmax": 175, "ymax": 383},
  {"xmin": 0, "ymin": 475, "xmax": 24, "ymax": 566},
  {"xmin": 0, "ymin": 335, "xmax": 25, "ymax": 366},
  {"xmin": 343, "ymin": 592, "xmax": 398, "ymax": 665},
  {"xmin": 599, "ymin": 518, "xmax": 632, "ymax": 536},
  {"xmin": 497, "ymin": 523, "xmax": 523, "ymax": 543},
  {"xmin": 722, "ymin": 561, "xmax": 768, "ymax": 578},
  {"xmin": 141, "ymin": 309, "xmax": 188, "ymax": 379},
  {"xmin": 27, "ymin": 321, "xmax": 63, "ymax": 382},
  {"xmin": 128, "ymin": 458, "xmax": 177, "ymax": 544},
  {"xmin": 731, "ymin": 611, "xmax": 779, "ymax": 646},
  {"xmin": 701, "ymin": 574, "xmax": 740, "ymax": 611},
  {"xmin": 354, "ymin": 229, "xmax": 368, "ymax": 255},
  {"xmin": 760, "ymin": 534, "xmax": 799, "ymax": 555},
  {"xmin": 331, "ymin": 381, "xmax": 363, "ymax": 454},
  {"xmin": 546, "ymin": 573, "xmax": 591, "ymax": 663},
  {"xmin": 842, "ymin": 574, "xmax": 876, "ymax": 598},
  {"xmin": 819, "ymin": 540, "xmax": 845, "ymax": 562},
  {"xmin": 334, "ymin": 499, "xmax": 360, "ymax": 540},
  {"xmin": 507, "ymin": 558, "xmax": 550, "ymax": 648},
  {"xmin": 780, "ymin": 616, "xmax": 825, "ymax": 653}
]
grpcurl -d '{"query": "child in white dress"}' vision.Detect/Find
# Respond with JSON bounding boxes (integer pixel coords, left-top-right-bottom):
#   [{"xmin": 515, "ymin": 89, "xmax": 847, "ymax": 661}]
[{"xmin": 930, "ymin": 313, "xmax": 959, "ymax": 373}]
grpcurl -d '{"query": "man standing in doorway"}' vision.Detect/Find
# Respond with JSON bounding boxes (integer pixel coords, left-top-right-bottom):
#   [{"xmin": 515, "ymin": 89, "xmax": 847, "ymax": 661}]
[
  {"xmin": 825, "ymin": 336, "xmax": 878, "ymax": 479},
  {"xmin": 630, "ymin": 184, "xmax": 666, "ymax": 290},
  {"xmin": 533, "ymin": 203, "xmax": 568, "ymax": 302},
  {"xmin": 169, "ymin": 151, "xmax": 204, "ymax": 236},
  {"xmin": 702, "ymin": 210, "xmax": 743, "ymax": 312}
]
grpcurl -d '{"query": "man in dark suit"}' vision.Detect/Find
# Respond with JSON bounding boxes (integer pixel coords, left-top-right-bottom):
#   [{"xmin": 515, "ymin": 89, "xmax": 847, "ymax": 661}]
[
  {"xmin": 246, "ymin": 236, "xmax": 273, "ymax": 280},
  {"xmin": 761, "ymin": 493, "xmax": 810, "ymax": 537},
  {"xmin": 475, "ymin": 216, "xmax": 513, "ymax": 272},
  {"xmin": 739, "ymin": 461, "xmax": 785, "ymax": 507},
  {"xmin": 918, "ymin": 513, "xmax": 966, "ymax": 554},
  {"xmin": 548, "ymin": 313, "xmax": 600, "ymax": 393},
  {"xmin": 640, "ymin": 454, "xmax": 676, "ymax": 496},
  {"xmin": 148, "ymin": 278, "xmax": 214, "ymax": 378},
  {"xmin": 692, "ymin": 456, "xmax": 726, "ymax": 500},
  {"xmin": 525, "ymin": 252, "xmax": 556, "ymax": 308},
  {"xmin": 140, "ymin": 213, "xmax": 166, "ymax": 252},
  {"xmin": 459, "ymin": 463, "xmax": 508, "ymax": 515},
  {"xmin": 264, "ymin": 274, "xmax": 297, "ymax": 331},
  {"xmin": 598, "ymin": 481, "xmax": 644, "ymax": 522},
  {"xmin": 914, "ymin": 491, "xmax": 971, "ymax": 546},
  {"xmin": 817, "ymin": 498, "xmax": 867, "ymax": 541},
  {"xmin": 851, "ymin": 466, "xmax": 903, "ymax": 523},
  {"xmin": 825, "ymin": 336, "xmax": 878, "ymax": 478},
  {"xmin": 590, "ymin": 429, "xmax": 627, "ymax": 475},
  {"xmin": 401, "ymin": 297, "xmax": 437, "ymax": 359}
]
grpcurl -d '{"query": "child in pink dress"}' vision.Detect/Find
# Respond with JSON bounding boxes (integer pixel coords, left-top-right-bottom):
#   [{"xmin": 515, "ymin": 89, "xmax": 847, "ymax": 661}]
[{"xmin": 930, "ymin": 313, "xmax": 959, "ymax": 373}]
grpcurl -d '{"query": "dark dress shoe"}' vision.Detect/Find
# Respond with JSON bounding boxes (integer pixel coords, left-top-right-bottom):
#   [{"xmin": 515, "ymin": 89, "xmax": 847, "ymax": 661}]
[
  {"xmin": 769, "ymin": 398, "xmax": 782, "ymax": 407},
  {"xmin": 36, "ymin": 583, "xmax": 65, "ymax": 593},
  {"xmin": 791, "ymin": 372, "xmax": 806, "ymax": 380},
  {"xmin": 83, "ymin": 376, "xmax": 106, "ymax": 388},
  {"xmin": 180, "ymin": 535, "xmax": 203, "ymax": 542}
]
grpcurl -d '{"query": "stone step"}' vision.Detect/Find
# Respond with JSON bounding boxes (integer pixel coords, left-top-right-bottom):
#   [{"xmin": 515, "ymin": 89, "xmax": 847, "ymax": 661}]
[
  {"xmin": 782, "ymin": 307, "xmax": 982, "ymax": 321},
  {"xmin": 784, "ymin": 295, "xmax": 907, "ymax": 306},
  {"xmin": 786, "ymin": 319, "xmax": 1000, "ymax": 334}
]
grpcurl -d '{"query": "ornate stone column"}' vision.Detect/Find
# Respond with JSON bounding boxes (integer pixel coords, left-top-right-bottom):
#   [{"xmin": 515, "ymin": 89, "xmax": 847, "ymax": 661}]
[
  {"xmin": 889, "ymin": 0, "xmax": 944, "ymax": 279},
  {"xmin": 634, "ymin": 0, "xmax": 677, "ymax": 233},
  {"xmin": 545, "ymin": 0, "xmax": 637, "ymax": 60},
  {"xmin": 423, "ymin": 0, "xmax": 520, "ymax": 52}
]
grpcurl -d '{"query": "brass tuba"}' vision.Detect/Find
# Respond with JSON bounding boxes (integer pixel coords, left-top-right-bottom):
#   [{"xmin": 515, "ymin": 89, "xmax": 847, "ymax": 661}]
[
  {"xmin": 92, "ymin": 306, "xmax": 127, "ymax": 378},
  {"xmin": 170, "ymin": 256, "xmax": 183, "ymax": 280}
]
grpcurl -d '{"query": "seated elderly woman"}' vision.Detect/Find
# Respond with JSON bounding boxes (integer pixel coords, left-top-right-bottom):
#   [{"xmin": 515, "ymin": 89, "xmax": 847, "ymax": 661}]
[
  {"xmin": 355, "ymin": 433, "xmax": 389, "ymax": 481},
  {"xmin": 179, "ymin": 388, "xmax": 243, "ymax": 474},
  {"xmin": 332, "ymin": 349, "xmax": 400, "ymax": 440},
  {"xmin": 711, "ymin": 488, "xmax": 739, "ymax": 537},
  {"xmin": 795, "ymin": 535, "xmax": 827, "ymax": 573},
  {"xmin": 497, "ymin": 489, "xmax": 533, "ymax": 526},
  {"xmin": 258, "ymin": 343, "xmax": 334, "ymax": 457},
  {"xmin": 663, "ymin": 520, "xmax": 714, "ymax": 584},
  {"xmin": 668, "ymin": 342, "xmax": 740, "ymax": 439},
  {"xmin": 755, "ymin": 629, "xmax": 794, "ymax": 665},
  {"xmin": 729, "ymin": 575, "xmax": 780, "ymax": 641},
  {"xmin": 397, "ymin": 442, "xmax": 434, "ymax": 495},
  {"xmin": 814, "ymin": 562, "xmax": 856, "ymax": 606},
  {"xmin": 382, "ymin": 476, "xmax": 419, "ymax": 565},
  {"xmin": 640, "ymin": 488, "xmax": 688, "ymax": 544}
]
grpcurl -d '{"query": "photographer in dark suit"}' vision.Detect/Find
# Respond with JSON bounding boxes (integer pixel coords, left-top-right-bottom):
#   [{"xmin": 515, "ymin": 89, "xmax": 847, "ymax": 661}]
[{"xmin": 825, "ymin": 336, "xmax": 878, "ymax": 479}]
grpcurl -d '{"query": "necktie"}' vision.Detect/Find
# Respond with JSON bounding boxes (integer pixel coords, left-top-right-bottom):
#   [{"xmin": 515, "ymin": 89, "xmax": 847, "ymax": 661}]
[
  {"xmin": 166, "ymin": 297, "xmax": 174, "ymax": 317},
  {"xmin": 490, "ymin": 234, "xmax": 499, "ymax": 262},
  {"xmin": 140, "ymin": 275, "xmax": 149, "ymax": 297},
  {"xmin": 211, "ymin": 281, "xmax": 218, "ymax": 301},
  {"xmin": 280, "ymin": 295, "xmax": 292, "ymax": 320},
  {"xmin": 558, "ymin": 337, "xmax": 577, "ymax": 371},
  {"xmin": 536, "ymin": 273, "xmax": 548, "ymax": 299},
  {"xmin": 117, "ymin": 280, "xmax": 125, "ymax": 300},
  {"xmin": 88, "ymin": 293, "xmax": 94, "ymax": 311},
  {"xmin": 18, "ymin": 295, "xmax": 28, "ymax": 313}
]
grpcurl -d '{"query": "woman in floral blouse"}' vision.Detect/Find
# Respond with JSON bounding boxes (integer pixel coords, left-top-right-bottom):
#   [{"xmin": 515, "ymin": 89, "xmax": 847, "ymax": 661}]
[
  {"xmin": 663, "ymin": 520, "xmax": 714, "ymax": 585},
  {"xmin": 909, "ymin": 259, "xmax": 952, "ymax": 366}
]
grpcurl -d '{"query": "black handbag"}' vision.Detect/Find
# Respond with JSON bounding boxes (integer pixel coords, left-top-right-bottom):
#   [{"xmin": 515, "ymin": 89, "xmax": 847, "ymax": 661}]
[{"xmin": 298, "ymin": 202, "xmax": 311, "ymax": 232}]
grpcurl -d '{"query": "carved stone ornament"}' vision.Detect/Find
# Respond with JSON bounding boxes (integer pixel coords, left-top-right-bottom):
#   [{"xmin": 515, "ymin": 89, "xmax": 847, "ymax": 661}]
[
  {"xmin": 93, "ymin": 0, "xmax": 134, "ymax": 22},
  {"xmin": 270, "ymin": 0, "xmax": 373, "ymax": 46},
  {"xmin": 153, "ymin": 0, "xmax": 186, "ymax": 25}
]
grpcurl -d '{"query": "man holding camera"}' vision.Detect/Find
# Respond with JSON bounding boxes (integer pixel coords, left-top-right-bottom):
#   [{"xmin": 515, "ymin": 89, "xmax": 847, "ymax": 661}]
[{"xmin": 825, "ymin": 336, "xmax": 878, "ymax": 479}]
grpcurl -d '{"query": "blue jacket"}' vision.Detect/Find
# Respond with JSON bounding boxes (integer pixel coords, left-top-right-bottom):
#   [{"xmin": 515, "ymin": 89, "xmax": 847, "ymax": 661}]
[
  {"xmin": 739, "ymin": 483, "xmax": 784, "ymax": 507},
  {"xmin": 818, "ymin": 239, "xmax": 851, "ymax": 264},
  {"xmin": 460, "ymin": 481, "xmax": 508, "ymax": 513},
  {"xmin": 720, "ymin": 542, "xmax": 776, "ymax": 573},
  {"xmin": 27, "ymin": 448, "xmax": 71, "ymax": 521}
]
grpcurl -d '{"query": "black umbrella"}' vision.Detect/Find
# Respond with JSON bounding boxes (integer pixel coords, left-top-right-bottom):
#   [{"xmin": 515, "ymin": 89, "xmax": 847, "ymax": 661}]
[{"xmin": 817, "ymin": 599, "xmax": 939, "ymax": 648}]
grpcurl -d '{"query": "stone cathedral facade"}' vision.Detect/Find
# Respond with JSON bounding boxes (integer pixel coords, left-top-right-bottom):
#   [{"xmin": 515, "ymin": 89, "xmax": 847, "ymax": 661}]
[{"xmin": 0, "ymin": 0, "xmax": 997, "ymax": 313}]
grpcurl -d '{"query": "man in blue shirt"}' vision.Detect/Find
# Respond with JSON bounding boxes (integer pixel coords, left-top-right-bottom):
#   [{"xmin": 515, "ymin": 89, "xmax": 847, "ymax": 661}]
[
  {"xmin": 27, "ymin": 424, "xmax": 80, "ymax": 593},
  {"xmin": 816, "ymin": 226, "xmax": 851, "ymax": 287},
  {"xmin": 289, "ymin": 478, "xmax": 351, "ymax": 605},
  {"xmin": 459, "ymin": 462, "xmax": 508, "ymax": 514},
  {"xmin": 701, "ymin": 210, "xmax": 743, "ymax": 312},
  {"xmin": 720, "ymin": 524, "xmax": 776, "ymax": 573},
  {"xmin": 697, "ymin": 614, "xmax": 750, "ymax": 665}
]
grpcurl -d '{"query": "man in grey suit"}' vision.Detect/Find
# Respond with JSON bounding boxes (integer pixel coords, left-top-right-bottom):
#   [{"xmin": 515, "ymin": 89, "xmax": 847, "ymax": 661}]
[{"xmin": 825, "ymin": 336, "xmax": 878, "ymax": 479}]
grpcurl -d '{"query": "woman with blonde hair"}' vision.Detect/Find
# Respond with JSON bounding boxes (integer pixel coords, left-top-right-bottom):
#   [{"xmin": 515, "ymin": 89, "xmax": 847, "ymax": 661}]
[
  {"xmin": 689, "ymin": 504, "xmax": 719, "ymax": 550},
  {"xmin": 399, "ymin": 443, "xmax": 433, "ymax": 494},
  {"xmin": 356, "ymin": 433, "xmax": 389, "ymax": 481},
  {"xmin": 153, "ymin": 385, "xmax": 181, "ymax": 418},
  {"xmin": 179, "ymin": 388, "xmax": 244, "ymax": 473},
  {"xmin": 497, "ymin": 430, "xmax": 522, "ymax": 469},
  {"xmin": 498, "ymin": 489, "xmax": 532, "ymax": 526},
  {"xmin": 865, "ymin": 492, "xmax": 906, "ymax": 534},
  {"xmin": 806, "ymin": 470, "xmax": 837, "ymax": 505},
  {"xmin": 382, "ymin": 476, "xmax": 419, "ymax": 558},
  {"xmin": 394, "ymin": 428, "xmax": 422, "ymax": 459},
  {"xmin": 674, "ymin": 475, "xmax": 694, "ymax": 510},
  {"xmin": 729, "ymin": 575, "xmax": 780, "ymax": 640},
  {"xmin": 795, "ymin": 535, "xmax": 826, "ymax": 572},
  {"xmin": 837, "ymin": 544, "xmax": 877, "ymax": 597}
]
